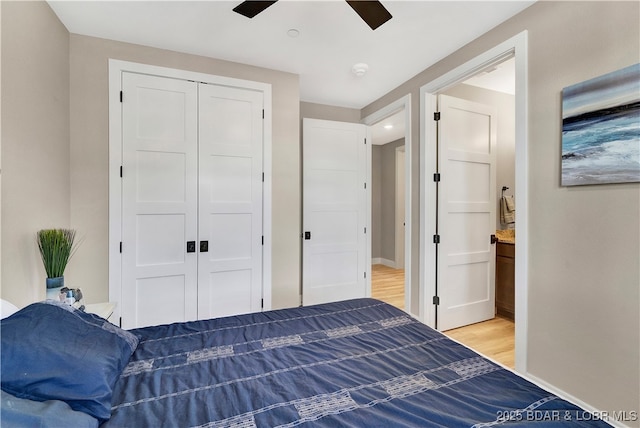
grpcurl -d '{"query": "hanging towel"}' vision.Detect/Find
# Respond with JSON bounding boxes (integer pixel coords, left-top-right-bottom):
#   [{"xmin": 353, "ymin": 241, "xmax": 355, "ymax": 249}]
[
  {"xmin": 500, "ymin": 196, "xmax": 515, "ymax": 224},
  {"xmin": 505, "ymin": 196, "xmax": 515, "ymax": 212}
]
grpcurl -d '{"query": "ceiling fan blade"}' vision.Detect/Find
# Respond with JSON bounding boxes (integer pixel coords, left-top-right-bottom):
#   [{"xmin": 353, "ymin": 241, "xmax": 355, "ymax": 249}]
[
  {"xmin": 233, "ymin": 1, "xmax": 278, "ymax": 19},
  {"xmin": 346, "ymin": 1, "xmax": 392, "ymax": 30}
]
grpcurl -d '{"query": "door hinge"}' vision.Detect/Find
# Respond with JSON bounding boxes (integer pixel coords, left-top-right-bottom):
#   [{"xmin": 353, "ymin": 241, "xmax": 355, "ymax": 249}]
[
  {"xmin": 261, "ymin": 298, "xmax": 264, "ymax": 308},
  {"xmin": 120, "ymin": 91, "xmax": 123, "ymax": 103},
  {"xmin": 119, "ymin": 242, "xmax": 122, "ymax": 253},
  {"xmin": 119, "ymin": 317, "xmax": 122, "ymax": 328},
  {"xmin": 364, "ymin": 271, "xmax": 367, "ymax": 279},
  {"xmin": 261, "ymin": 236, "xmax": 264, "ymax": 245},
  {"xmin": 433, "ymin": 173, "xmax": 441, "ymax": 182},
  {"xmin": 262, "ymin": 109, "xmax": 265, "ymax": 119},
  {"xmin": 433, "ymin": 234, "xmax": 440, "ymax": 244},
  {"xmin": 434, "ymin": 112, "xmax": 441, "ymax": 121},
  {"xmin": 120, "ymin": 166, "xmax": 123, "ymax": 178},
  {"xmin": 364, "ymin": 227, "xmax": 367, "ymax": 234},
  {"xmin": 364, "ymin": 182, "xmax": 367, "ymax": 189},
  {"xmin": 262, "ymin": 172, "xmax": 265, "ymax": 182},
  {"xmin": 364, "ymin": 138, "xmax": 367, "ymax": 145},
  {"xmin": 433, "ymin": 296, "xmax": 440, "ymax": 305}
]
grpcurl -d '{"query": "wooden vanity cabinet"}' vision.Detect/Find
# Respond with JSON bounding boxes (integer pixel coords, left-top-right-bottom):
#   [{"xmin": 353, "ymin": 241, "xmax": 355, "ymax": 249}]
[{"xmin": 495, "ymin": 242, "xmax": 515, "ymax": 320}]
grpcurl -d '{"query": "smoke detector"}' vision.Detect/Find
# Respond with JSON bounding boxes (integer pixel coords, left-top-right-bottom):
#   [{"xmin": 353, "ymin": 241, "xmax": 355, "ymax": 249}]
[{"xmin": 352, "ymin": 63, "xmax": 369, "ymax": 77}]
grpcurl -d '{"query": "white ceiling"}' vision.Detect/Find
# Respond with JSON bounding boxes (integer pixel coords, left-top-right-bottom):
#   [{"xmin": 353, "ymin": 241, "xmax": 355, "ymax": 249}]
[
  {"xmin": 48, "ymin": 0, "xmax": 533, "ymax": 109},
  {"xmin": 371, "ymin": 110, "xmax": 405, "ymax": 145}
]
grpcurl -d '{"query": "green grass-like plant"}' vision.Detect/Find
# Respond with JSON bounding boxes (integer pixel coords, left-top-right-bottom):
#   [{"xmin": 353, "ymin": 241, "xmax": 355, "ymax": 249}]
[{"xmin": 37, "ymin": 229, "xmax": 79, "ymax": 278}]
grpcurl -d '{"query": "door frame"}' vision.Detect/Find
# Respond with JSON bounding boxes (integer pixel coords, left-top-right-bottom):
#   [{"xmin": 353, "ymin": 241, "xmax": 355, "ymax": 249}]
[
  {"xmin": 362, "ymin": 95, "xmax": 413, "ymax": 316},
  {"xmin": 420, "ymin": 31, "xmax": 529, "ymax": 372},
  {"xmin": 395, "ymin": 145, "xmax": 405, "ymax": 270},
  {"xmin": 108, "ymin": 59, "xmax": 272, "ymax": 324}
]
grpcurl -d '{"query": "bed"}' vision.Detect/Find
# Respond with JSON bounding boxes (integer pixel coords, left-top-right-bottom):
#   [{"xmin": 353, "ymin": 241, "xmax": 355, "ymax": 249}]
[{"xmin": 1, "ymin": 298, "xmax": 611, "ymax": 427}]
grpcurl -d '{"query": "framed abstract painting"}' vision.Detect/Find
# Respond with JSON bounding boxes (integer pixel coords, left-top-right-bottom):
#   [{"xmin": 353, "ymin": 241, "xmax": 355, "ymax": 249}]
[{"xmin": 561, "ymin": 63, "xmax": 640, "ymax": 186}]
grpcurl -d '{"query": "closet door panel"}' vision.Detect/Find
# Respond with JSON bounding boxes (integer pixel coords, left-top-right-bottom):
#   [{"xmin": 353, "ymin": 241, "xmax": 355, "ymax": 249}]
[
  {"xmin": 121, "ymin": 73, "xmax": 198, "ymax": 329},
  {"xmin": 198, "ymin": 85, "xmax": 264, "ymax": 319},
  {"xmin": 205, "ymin": 270, "xmax": 253, "ymax": 318},
  {"xmin": 207, "ymin": 155, "xmax": 253, "ymax": 202}
]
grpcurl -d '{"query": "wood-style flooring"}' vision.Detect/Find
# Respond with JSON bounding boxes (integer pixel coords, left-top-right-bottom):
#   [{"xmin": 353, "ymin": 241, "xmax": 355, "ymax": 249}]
[
  {"xmin": 444, "ymin": 317, "xmax": 515, "ymax": 369},
  {"xmin": 371, "ymin": 264, "xmax": 405, "ymax": 310},
  {"xmin": 371, "ymin": 264, "xmax": 515, "ymax": 369}
]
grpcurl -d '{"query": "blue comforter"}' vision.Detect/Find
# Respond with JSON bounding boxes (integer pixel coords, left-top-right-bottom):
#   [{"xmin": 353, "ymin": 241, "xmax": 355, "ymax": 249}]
[{"xmin": 104, "ymin": 299, "xmax": 610, "ymax": 427}]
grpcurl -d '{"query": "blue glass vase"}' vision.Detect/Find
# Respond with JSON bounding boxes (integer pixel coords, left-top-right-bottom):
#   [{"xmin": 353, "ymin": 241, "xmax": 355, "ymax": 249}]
[{"xmin": 46, "ymin": 276, "xmax": 64, "ymax": 301}]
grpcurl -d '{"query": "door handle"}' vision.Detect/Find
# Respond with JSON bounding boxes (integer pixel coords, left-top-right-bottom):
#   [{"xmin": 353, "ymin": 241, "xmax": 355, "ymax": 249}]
[
  {"xmin": 200, "ymin": 241, "xmax": 209, "ymax": 252},
  {"xmin": 187, "ymin": 241, "xmax": 196, "ymax": 253},
  {"xmin": 490, "ymin": 234, "xmax": 498, "ymax": 244}
]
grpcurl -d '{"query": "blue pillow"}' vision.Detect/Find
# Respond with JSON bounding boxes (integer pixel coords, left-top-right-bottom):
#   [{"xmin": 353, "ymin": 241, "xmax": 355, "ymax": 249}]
[
  {"xmin": 0, "ymin": 300, "xmax": 138, "ymax": 422},
  {"xmin": 1, "ymin": 390, "xmax": 98, "ymax": 428}
]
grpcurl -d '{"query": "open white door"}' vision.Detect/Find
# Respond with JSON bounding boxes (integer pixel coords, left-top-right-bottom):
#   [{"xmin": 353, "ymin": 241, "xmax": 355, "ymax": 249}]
[
  {"xmin": 302, "ymin": 118, "xmax": 369, "ymax": 306},
  {"xmin": 437, "ymin": 95, "xmax": 497, "ymax": 331}
]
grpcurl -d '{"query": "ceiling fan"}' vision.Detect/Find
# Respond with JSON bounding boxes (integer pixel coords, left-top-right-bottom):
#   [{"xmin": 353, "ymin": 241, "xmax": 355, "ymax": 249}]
[{"xmin": 233, "ymin": 1, "xmax": 392, "ymax": 30}]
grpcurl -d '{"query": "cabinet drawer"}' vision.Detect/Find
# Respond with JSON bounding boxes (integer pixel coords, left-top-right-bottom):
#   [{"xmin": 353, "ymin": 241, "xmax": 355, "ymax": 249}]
[{"xmin": 497, "ymin": 242, "xmax": 515, "ymax": 258}]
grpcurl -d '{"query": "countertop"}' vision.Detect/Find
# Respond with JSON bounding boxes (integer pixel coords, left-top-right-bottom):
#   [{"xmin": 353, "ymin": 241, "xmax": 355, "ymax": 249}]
[{"xmin": 495, "ymin": 229, "xmax": 515, "ymax": 244}]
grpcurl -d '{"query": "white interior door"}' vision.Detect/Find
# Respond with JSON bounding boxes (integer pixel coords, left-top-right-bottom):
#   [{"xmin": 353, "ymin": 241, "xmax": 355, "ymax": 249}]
[
  {"xmin": 197, "ymin": 84, "xmax": 264, "ymax": 319},
  {"xmin": 302, "ymin": 118, "xmax": 369, "ymax": 306},
  {"xmin": 121, "ymin": 72, "xmax": 198, "ymax": 329},
  {"xmin": 437, "ymin": 95, "xmax": 497, "ymax": 331}
]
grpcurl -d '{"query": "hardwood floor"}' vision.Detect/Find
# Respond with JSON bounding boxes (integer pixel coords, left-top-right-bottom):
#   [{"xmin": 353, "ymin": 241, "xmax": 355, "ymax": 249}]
[
  {"xmin": 444, "ymin": 317, "xmax": 515, "ymax": 369},
  {"xmin": 371, "ymin": 264, "xmax": 404, "ymax": 310},
  {"xmin": 370, "ymin": 264, "xmax": 515, "ymax": 369}
]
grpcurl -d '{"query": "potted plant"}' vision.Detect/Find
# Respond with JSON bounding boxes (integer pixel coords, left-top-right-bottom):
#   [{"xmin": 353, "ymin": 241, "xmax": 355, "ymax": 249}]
[{"xmin": 37, "ymin": 229, "xmax": 79, "ymax": 299}]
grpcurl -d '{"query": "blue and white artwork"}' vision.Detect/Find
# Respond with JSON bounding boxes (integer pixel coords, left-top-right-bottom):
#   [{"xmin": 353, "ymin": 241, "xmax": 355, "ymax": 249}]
[{"xmin": 561, "ymin": 63, "xmax": 640, "ymax": 186}]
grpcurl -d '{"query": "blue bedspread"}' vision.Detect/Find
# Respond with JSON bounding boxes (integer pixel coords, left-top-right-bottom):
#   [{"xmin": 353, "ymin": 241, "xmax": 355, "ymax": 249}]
[{"xmin": 104, "ymin": 299, "xmax": 610, "ymax": 427}]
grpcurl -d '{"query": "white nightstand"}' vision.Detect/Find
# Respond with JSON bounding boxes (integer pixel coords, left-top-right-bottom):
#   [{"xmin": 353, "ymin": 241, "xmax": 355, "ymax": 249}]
[{"xmin": 84, "ymin": 302, "xmax": 117, "ymax": 321}]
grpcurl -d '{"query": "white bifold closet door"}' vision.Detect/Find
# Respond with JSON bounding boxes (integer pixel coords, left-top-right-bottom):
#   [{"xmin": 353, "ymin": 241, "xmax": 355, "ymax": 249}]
[
  {"xmin": 121, "ymin": 73, "xmax": 263, "ymax": 329},
  {"xmin": 197, "ymin": 84, "xmax": 264, "ymax": 320}
]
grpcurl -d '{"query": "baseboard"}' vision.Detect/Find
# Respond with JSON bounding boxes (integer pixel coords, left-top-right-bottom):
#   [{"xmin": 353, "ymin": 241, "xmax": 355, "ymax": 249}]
[
  {"xmin": 439, "ymin": 333, "xmax": 636, "ymax": 428},
  {"xmin": 372, "ymin": 258, "xmax": 396, "ymax": 268},
  {"xmin": 522, "ymin": 373, "xmax": 637, "ymax": 428}
]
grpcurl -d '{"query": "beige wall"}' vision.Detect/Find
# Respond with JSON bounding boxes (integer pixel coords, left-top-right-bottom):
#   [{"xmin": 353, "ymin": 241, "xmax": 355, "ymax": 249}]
[
  {"xmin": 443, "ymin": 83, "xmax": 515, "ymax": 231},
  {"xmin": 1, "ymin": 1, "xmax": 3, "ymax": 294},
  {"xmin": 300, "ymin": 102, "xmax": 361, "ymax": 124},
  {"xmin": 371, "ymin": 139, "xmax": 405, "ymax": 262},
  {"xmin": 1, "ymin": 1, "xmax": 70, "ymax": 306},
  {"xmin": 363, "ymin": 1, "xmax": 639, "ymax": 418},
  {"xmin": 68, "ymin": 34, "xmax": 301, "ymax": 309},
  {"xmin": 0, "ymin": 1, "xmax": 301, "ymax": 310}
]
